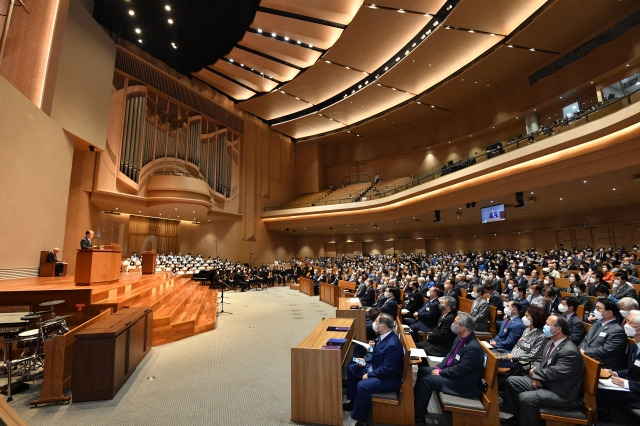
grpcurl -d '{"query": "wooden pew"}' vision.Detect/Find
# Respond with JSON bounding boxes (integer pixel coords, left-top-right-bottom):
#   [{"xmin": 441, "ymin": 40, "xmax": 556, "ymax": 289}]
[
  {"xmin": 338, "ymin": 280, "xmax": 356, "ymax": 298},
  {"xmin": 319, "ymin": 281, "xmax": 339, "ymax": 307},
  {"xmin": 539, "ymin": 354, "xmax": 601, "ymax": 426},
  {"xmin": 299, "ymin": 277, "xmax": 315, "ymax": 296},
  {"xmin": 371, "ymin": 322, "xmax": 416, "ymax": 425},
  {"xmin": 30, "ymin": 309, "xmax": 113, "ymax": 406},
  {"xmin": 437, "ymin": 342, "xmax": 500, "ymax": 426}
]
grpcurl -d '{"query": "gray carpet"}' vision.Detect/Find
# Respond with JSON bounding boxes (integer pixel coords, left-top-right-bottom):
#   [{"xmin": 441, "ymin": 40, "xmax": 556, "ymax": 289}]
[{"xmin": 3, "ymin": 287, "xmax": 361, "ymax": 425}]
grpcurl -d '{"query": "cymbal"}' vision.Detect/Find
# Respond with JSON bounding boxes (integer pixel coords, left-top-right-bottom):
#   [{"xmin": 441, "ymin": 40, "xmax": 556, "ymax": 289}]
[
  {"xmin": 32, "ymin": 310, "xmax": 52, "ymax": 315},
  {"xmin": 39, "ymin": 300, "xmax": 65, "ymax": 307},
  {"xmin": 42, "ymin": 314, "xmax": 73, "ymax": 324},
  {"xmin": 52, "ymin": 314, "xmax": 73, "ymax": 320},
  {"xmin": 21, "ymin": 313, "xmax": 43, "ymax": 320}
]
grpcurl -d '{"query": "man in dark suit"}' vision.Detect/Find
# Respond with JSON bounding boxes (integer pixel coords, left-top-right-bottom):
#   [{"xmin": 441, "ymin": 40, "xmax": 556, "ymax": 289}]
[
  {"xmin": 485, "ymin": 283, "xmax": 504, "ymax": 317},
  {"xmin": 402, "ymin": 281, "xmax": 424, "ymax": 319},
  {"xmin": 502, "ymin": 315, "xmax": 584, "ymax": 426},
  {"xmin": 612, "ymin": 271, "xmax": 637, "ymax": 300},
  {"xmin": 379, "ymin": 287, "xmax": 399, "ymax": 317},
  {"xmin": 580, "ymin": 298, "xmax": 627, "ymax": 370},
  {"xmin": 490, "ymin": 300, "xmax": 525, "ymax": 351},
  {"xmin": 404, "ymin": 287, "xmax": 442, "ymax": 340},
  {"xmin": 46, "ymin": 247, "xmax": 64, "ymax": 276},
  {"xmin": 416, "ymin": 296, "xmax": 456, "ymax": 357},
  {"xmin": 344, "ymin": 313, "xmax": 404, "ymax": 426},
  {"xmin": 596, "ymin": 309, "xmax": 640, "ymax": 421},
  {"xmin": 414, "ymin": 312, "xmax": 484, "ymax": 425},
  {"xmin": 80, "ymin": 229, "xmax": 94, "ymax": 249},
  {"xmin": 359, "ymin": 279, "xmax": 375, "ymax": 307},
  {"xmin": 560, "ymin": 296, "xmax": 585, "ymax": 346},
  {"xmin": 442, "ymin": 278, "xmax": 460, "ymax": 300}
]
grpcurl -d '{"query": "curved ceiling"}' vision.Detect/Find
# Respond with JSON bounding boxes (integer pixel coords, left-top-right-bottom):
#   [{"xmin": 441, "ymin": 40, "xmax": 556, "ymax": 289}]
[{"xmin": 94, "ymin": 0, "xmax": 640, "ymax": 141}]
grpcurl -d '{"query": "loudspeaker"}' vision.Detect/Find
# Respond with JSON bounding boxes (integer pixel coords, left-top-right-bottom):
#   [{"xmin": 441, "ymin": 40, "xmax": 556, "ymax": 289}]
[
  {"xmin": 515, "ymin": 192, "xmax": 525, "ymax": 207},
  {"xmin": 434, "ymin": 210, "xmax": 440, "ymax": 222}
]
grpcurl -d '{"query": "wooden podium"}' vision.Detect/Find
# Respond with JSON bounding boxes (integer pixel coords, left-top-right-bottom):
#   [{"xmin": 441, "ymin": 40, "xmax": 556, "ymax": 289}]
[
  {"xmin": 141, "ymin": 251, "xmax": 156, "ymax": 274},
  {"xmin": 75, "ymin": 244, "xmax": 121, "ymax": 286}
]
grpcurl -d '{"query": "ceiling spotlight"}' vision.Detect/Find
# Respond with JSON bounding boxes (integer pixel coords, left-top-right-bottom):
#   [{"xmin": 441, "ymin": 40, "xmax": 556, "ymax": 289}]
[
  {"xmin": 165, "ymin": 5, "xmax": 171, "ymax": 12},
  {"xmin": 257, "ymin": 28, "xmax": 262, "ymax": 33},
  {"xmin": 168, "ymin": 18, "xmax": 174, "ymax": 24},
  {"xmin": 134, "ymin": 28, "xmax": 141, "ymax": 34},
  {"xmin": 128, "ymin": 10, "xmax": 135, "ymax": 16},
  {"xmin": 138, "ymin": 39, "xmax": 143, "ymax": 43},
  {"xmin": 271, "ymin": 32, "xmax": 276, "ymax": 37}
]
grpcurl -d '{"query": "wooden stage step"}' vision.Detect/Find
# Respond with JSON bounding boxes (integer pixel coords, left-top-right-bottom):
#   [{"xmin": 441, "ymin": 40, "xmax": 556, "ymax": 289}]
[{"xmin": 0, "ymin": 273, "xmax": 219, "ymax": 347}]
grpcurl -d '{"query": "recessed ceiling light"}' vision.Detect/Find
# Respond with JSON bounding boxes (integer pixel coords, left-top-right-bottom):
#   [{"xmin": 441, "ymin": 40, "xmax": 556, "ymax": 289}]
[
  {"xmin": 257, "ymin": 28, "xmax": 262, "ymax": 33},
  {"xmin": 134, "ymin": 28, "xmax": 141, "ymax": 34},
  {"xmin": 165, "ymin": 5, "xmax": 171, "ymax": 12},
  {"xmin": 138, "ymin": 39, "xmax": 143, "ymax": 43},
  {"xmin": 168, "ymin": 18, "xmax": 174, "ymax": 24},
  {"xmin": 128, "ymin": 10, "xmax": 135, "ymax": 16}
]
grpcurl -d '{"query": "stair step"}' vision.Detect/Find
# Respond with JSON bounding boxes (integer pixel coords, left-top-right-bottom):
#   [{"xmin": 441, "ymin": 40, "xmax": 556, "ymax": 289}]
[
  {"xmin": 194, "ymin": 290, "xmax": 218, "ymax": 333},
  {"xmin": 152, "ymin": 280, "xmax": 200, "ymax": 327}
]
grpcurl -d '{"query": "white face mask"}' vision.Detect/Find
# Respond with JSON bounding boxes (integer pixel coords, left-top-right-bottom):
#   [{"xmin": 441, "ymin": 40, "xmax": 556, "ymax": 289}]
[
  {"xmin": 624, "ymin": 323, "xmax": 637, "ymax": 337},
  {"xmin": 372, "ymin": 321, "xmax": 378, "ymax": 333},
  {"xmin": 543, "ymin": 279, "xmax": 550, "ymax": 285},
  {"xmin": 603, "ymin": 267, "xmax": 608, "ymax": 271},
  {"xmin": 470, "ymin": 291, "xmax": 478, "ymax": 299},
  {"xmin": 614, "ymin": 280, "xmax": 621, "ymax": 286},
  {"xmin": 504, "ymin": 307, "xmax": 513, "ymax": 317},
  {"xmin": 512, "ymin": 292, "xmax": 519, "ymax": 299},
  {"xmin": 522, "ymin": 316, "xmax": 531, "ymax": 327},
  {"xmin": 508, "ymin": 284, "xmax": 513, "ymax": 289},
  {"xmin": 574, "ymin": 289, "xmax": 580, "ymax": 295},
  {"xmin": 593, "ymin": 310, "xmax": 603, "ymax": 321},
  {"xmin": 569, "ymin": 276, "xmax": 575, "ymax": 282},
  {"xmin": 620, "ymin": 310, "xmax": 630, "ymax": 318},
  {"xmin": 589, "ymin": 277, "xmax": 596, "ymax": 284},
  {"xmin": 558, "ymin": 304, "xmax": 568, "ymax": 313}
]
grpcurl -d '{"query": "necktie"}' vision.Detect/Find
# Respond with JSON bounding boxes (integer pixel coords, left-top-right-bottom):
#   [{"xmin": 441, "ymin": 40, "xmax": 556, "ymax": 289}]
[
  {"xmin": 446, "ymin": 338, "xmax": 465, "ymax": 367},
  {"xmin": 541, "ymin": 342, "xmax": 555, "ymax": 368},
  {"xmin": 589, "ymin": 322, "xmax": 602, "ymax": 344},
  {"xmin": 630, "ymin": 344, "xmax": 639, "ymax": 370}
]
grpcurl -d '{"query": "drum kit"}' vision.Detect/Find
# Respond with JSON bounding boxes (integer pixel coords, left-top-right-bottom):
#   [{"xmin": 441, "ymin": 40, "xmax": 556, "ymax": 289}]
[{"xmin": 1, "ymin": 300, "xmax": 72, "ymax": 401}]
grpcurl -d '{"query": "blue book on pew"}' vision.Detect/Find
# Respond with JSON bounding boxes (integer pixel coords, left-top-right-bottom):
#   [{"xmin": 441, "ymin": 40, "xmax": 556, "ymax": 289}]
[
  {"xmin": 326, "ymin": 337, "xmax": 348, "ymax": 346},
  {"xmin": 326, "ymin": 326, "xmax": 350, "ymax": 332},
  {"xmin": 321, "ymin": 345, "xmax": 342, "ymax": 350}
]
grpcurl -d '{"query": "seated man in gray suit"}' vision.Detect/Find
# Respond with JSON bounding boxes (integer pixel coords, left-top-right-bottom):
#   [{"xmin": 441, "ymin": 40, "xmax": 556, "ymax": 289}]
[
  {"xmin": 469, "ymin": 284, "xmax": 489, "ymax": 332},
  {"xmin": 580, "ymin": 298, "xmax": 627, "ymax": 370},
  {"xmin": 502, "ymin": 315, "xmax": 584, "ymax": 426},
  {"xmin": 414, "ymin": 312, "xmax": 484, "ymax": 425}
]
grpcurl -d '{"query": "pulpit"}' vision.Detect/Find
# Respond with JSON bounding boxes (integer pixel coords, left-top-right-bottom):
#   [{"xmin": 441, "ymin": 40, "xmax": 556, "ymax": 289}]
[
  {"xmin": 141, "ymin": 250, "xmax": 156, "ymax": 274},
  {"xmin": 75, "ymin": 244, "xmax": 122, "ymax": 286}
]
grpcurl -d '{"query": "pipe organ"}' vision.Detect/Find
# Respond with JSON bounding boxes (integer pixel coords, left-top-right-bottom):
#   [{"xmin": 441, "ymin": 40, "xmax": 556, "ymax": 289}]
[{"xmin": 118, "ymin": 90, "xmax": 236, "ymax": 198}]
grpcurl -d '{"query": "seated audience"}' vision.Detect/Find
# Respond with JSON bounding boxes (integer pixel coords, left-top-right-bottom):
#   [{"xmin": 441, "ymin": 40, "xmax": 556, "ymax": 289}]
[
  {"xmin": 344, "ymin": 313, "xmax": 403, "ymax": 426},
  {"xmin": 490, "ymin": 300, "xmax": 525, "ymax": 352},
  {"xmin": 502, "ymin": 315, "xmax": 584, "ymax": 426},
  {"xmin": 401, "ymin": 281, "xmax": 424, "ymax": 319},
  {"xmin": 581, "ymin": 298, "xmax": 627, "ymax": 370},
  {"xmin": 469, "ymin": 284, "xmax": 490, "ymax": 332},
  {"xmin": 596, "ymin": 309, "xmax": 640, "ymax": 421},
  {"xmin": 612, "ymin": 271, "xmax": 637, "ymax": 300},
  {"xmin": 414, "ymin": 312, "xmax": 484, "ymax": 426},
  {"xmin": 404, "ymin": 287, "xmax": 442, "ymax": 340},
  {"xmin": 415, "ymin": 296, "xmax": 457, "ymax": 357},
  {"xmin": 619, "ymin": 296, "xmax": 639, "ymax": 322},
  {"xmin": 559, "ymin": 296, "xmax": 586, "ymax": 346}
]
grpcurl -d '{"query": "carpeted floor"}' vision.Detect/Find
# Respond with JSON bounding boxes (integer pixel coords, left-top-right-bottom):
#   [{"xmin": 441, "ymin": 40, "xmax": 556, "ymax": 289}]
[{"xmin": 4, "ymin": 286, "xmax": 361, "ymax": 425}]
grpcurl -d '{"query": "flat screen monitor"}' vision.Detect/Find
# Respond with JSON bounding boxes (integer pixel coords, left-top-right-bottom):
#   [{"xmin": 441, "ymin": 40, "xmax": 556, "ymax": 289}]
[
  {"xmin": 562, "ymin": 101, "xmax": 579, "ymax": 118},
  {"xmin": 481, "ymin": 204, "xmax": 506, "ymax": 223}
]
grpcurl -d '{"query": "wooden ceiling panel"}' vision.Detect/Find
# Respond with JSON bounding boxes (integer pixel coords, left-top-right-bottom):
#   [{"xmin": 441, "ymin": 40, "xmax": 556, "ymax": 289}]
[
  {"xmin": 211, "ymin": 61, "xmax": 279, "ymax": 93},
  {"xmin": 192, "ymin": 69, "xmax": 256, "ymax": 101},
  {"xmin": 239, "ymin": 32, "xmax": 322, "ymax": 68},
  {"xmin": 225, "ymin": 47, "xmax": 300, "ymax": 82},
  {"xmin": 372, "ymin": 0, "xmax": 446, "ymax": 14},
  {"xmin": 418, "ymin": 45, "xmax": 556, "ymax": 110},
  {"xmin": 378, "ymin": 28, "xmax": 502, "ymax": 95},
  {"xmin": 445, "ymin": 0, "xmax": 547, "ymax": 36},
  {"xmin": 323, "ymin": 7, "xmax": 431, "ymax": 73},
  {"xmin": 238, "ymin": 90, "xmax": 312, "ymax": 121},
  {"xmin": 282, "ymin": 62, "xmax": 369, "ymax": 105},
  {"xmin": 321, "ymin": 84, "xmax": 414, "ymax": 124},
  {"xmin": 510, "ymin": 0, "xmax": 640, "ymax": 53},
  {"xmin": 259, "ymin": 0, "xmax": 364, "ymax": 25},
  {"xmin": 251, "ymin": 11, "xmax": 344, "ymax": 49},
  {"xmin": 349, "ymin": 102, "xmax": 445, "ymax": 137},
  {"xmin": 273, "ymin": 112, "xmax": 345, "ymax": 139}
]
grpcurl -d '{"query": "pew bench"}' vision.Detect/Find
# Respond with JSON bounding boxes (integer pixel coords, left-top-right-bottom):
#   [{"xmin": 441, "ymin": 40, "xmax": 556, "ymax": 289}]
[
  {"xmin": 371, "ymin": 330, "xmax": 415, "ymax": 426},
  {"xmin": 434, "ymin": 343, "xmax": 500, "ymax": 426}
]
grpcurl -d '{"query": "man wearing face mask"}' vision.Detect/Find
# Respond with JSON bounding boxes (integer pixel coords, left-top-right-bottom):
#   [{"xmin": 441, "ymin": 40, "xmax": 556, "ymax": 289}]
[
  {"xmin": 619, "ymin": 297, "xmax": 640, "ymax": 323},
  {"xmin": 502, "ymin": 315, "xmax": 584, "ymax": 426},
  {"xmin": 379, "ymin": 287, "xmax": 399, "ymax": 317},
  {"xmin": 414, "ymin": 312, "xmax": 484, "ymax": 425},
  {"xmin": 512, "ymin": 286, "xmax": 529, "ymax": 317},
  {"xmin": 612, "ymin": 271, "xmax": 637, "ymax": 300},
  {"xmin": 404, "ymin": 287, "xmax": 442, "ymax": 340},
  {"xmin": 580, "ymin": 299, "xmax": 627, "ymax": 370},
  {"xmin": 416, "ymin": 296, "xmax": 457, "ymax": 357},
  {"xmin": 559, "ymin": 297, "xmax": 586, "ymax": 346},
  {"xmin": 344, "ymin": 313, "xmax": 404, "ymax": 426},
  {"xmin": 469, "ymin": 284, "xmax": 490, "ymax": 332},
  {"xmin": 490, "ymin": 300, "xmax": 525, "ymax": 351},
  {"xmin": 596, "ymin": 309, "xmax": 640, "ymax": 422}
]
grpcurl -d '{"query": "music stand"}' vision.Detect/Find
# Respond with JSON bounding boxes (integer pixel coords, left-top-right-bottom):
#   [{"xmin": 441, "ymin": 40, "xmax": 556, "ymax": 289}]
[{"xmin": 217, "ymin": 282, "xmax": 232, "ymax": 315}]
